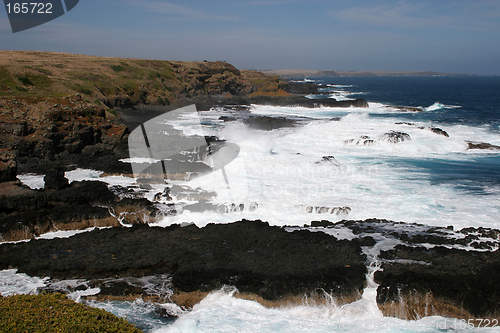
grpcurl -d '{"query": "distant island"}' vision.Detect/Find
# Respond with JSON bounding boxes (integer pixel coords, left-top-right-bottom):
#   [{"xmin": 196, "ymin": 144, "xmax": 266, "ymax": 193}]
[{"xmin": 262, "ymin": 69, "xmax": 476, "ymax": 77}]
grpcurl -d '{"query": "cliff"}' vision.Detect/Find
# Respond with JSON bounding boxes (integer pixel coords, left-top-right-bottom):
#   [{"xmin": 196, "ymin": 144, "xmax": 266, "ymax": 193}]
[{"xmin": 0, "ymin": 51, "xmax": 291, "ymax": 177}]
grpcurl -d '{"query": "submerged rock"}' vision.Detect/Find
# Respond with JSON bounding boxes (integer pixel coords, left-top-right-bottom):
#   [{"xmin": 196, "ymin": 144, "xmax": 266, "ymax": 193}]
[
  {"xmin": 467, "ymin": 141, "xmax": 500, "ymax": 150},
  {"xmin": 243, "ymin": 116, "xmax": 297, "ymax": 131},
  {"xmin": 306, "ymin": 206, "xmax": 351, "ymax": 216},
  {"xmin": 345, "ymin": 135, "xmax": 375, "ymax": 146},
  {"xmin": 428, "ymin": 126, "xmax": 449, "ymax": 137},
  {"xmin": 379, "ymin": 131, "xmax": 411, "ymax": 143},
  {"xmin": 315, "ymin": 156, "xmax": 342, "ymax": 166}
]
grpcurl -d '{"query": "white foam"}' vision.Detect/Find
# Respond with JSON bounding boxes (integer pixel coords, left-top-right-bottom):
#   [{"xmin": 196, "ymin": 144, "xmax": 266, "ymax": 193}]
[
  {"xmin": 68, "ymin": 287, "xmax": 101, "ymax": 303},
  {"xmin": 152, "ymin": 285, "xmax": 498, "ymax": 333},
  {"xmin": 35, "ymin": 227, "xmax": 113, "ymax": 240},
  {"xmin": 17, "ymin": 173, "xmax": 45, "ymax": 189},
  {"xmin": 120, "ymin": 157, "xmax": 161, "ymax": 164},
  {"xmin": 151, "ymin": 104, "xmax": 500, "ymax": 231},
  {"xmin": 0, "ymin": 269, "xmax": 48, "ymax": 296},
  {"xmin": 425, "ymin": 102, "xmax": 462, "ymax": 112}
]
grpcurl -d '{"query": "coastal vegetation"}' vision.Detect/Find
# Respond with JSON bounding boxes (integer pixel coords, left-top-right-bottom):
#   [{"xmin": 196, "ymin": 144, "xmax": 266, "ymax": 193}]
[
  {"xmin": 0, "ymin": 293, "xmax": 142, "ymax": 332},
  {"xmin": 0, "ymin": 51, "xmax": 286, "ymax": 107}
]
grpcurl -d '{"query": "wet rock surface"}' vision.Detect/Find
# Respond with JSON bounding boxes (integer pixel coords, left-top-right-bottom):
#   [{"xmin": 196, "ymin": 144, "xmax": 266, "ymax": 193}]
[
  {"xmin": 0, "ymin": 179, "xmax": 159, "ymax": 241},
  {"xmin": 193, "ymin": 95, "xmax": 368, "ymax": 111},
  {"xmin": 467, "ymin": 141, "xmax": 500, "ymax": 150},
  {"xmin": 2, "ymin": 218, "xmax": 500, "ymax": 317},
  {"xmin": 379, "ymin": 131, "xmax": 411, "ymax": 143},
  {"xmin": 243, "ymin": 116, "xmax": 297, "ymax": 131},
  {"xmin": 0, "ymin": 220, "xmax": 367, "ymax": 301},
  {"xmin": 295, "ymin": 219, "xmax": 500, "ymax": 318},
  {"xmin": 376, "ymin": 245, "xmax": 500, "ymax": 317}
]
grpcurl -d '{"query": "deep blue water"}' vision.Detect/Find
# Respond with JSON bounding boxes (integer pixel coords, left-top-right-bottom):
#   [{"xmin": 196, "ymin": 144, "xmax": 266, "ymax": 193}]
[
  {"xmin": 395, "ymin": 155, "xmax": 500, "ymax": 195},
  {"xmin": 310, "ymin": 76, "xmax": 500, "ymax": 195},
  {"xmin": 320, "ymin": 76, "xmax": 500, "ymax": 131}
]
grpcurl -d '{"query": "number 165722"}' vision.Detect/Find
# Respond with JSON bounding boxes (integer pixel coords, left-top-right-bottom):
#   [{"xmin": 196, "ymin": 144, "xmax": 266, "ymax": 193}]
[{"xmin": 5, "ymin": 3, "xmax": 53, "ymax": 14}]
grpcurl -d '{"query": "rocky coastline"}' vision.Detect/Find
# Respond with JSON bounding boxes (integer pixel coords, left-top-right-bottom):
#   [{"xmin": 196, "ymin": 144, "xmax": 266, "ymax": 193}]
[
  {"xmin": 1, "ymin": 51, "xmax": 500, "ymax": 322},
  {"xmin": 1, "ymin": 218, "xmax": 499, "ymax": 320}
]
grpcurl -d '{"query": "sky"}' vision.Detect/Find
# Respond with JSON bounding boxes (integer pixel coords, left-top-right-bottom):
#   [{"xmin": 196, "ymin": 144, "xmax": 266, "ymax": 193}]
[{"xmin": 1, "ymin": 0, "xmax": 499, "ymax": 75}]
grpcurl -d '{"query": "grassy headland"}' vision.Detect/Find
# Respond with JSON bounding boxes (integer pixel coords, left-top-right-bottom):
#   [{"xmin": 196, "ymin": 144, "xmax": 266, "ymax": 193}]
[{"xmin": 0, "ymin": 50, "xmax": 287, "ymax": 108}]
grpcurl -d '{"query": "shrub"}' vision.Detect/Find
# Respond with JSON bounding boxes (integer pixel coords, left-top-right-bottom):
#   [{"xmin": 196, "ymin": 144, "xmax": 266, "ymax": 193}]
[{"xmin": 0, "ymin": 293, "xmax": 143, "ymax": 333}]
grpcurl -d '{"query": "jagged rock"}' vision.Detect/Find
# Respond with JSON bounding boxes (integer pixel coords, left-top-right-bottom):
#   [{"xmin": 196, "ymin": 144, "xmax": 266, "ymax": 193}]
[
  {"xmin": 44, "ymin": 168, "xmax": 69, "ymax": 190},
  {"xmin": 243, "ymin": 116, "xmax": 297, "ymax": 131},
  {"xmin": 379, "ymin": 131, "xmax": 411, "ymax": 143},
  {"xmin": 0, "ymin": 181, "xmax": 119, "ymax": 241},
  {"xmin": 467, "ymin": 141, "xmax": 500, "ymax": 150},
  {"xmin": 392, "ymin": 106, "xmax": 423, "ymax": 112},
  {"xmin": 281, "ymin": 82, "xmax": 319, "ymax": 94},
  {"xmin": 311, "ymin": 220, "xmax": 335, "ymax": 227},
  {"xmin": 0, "ymin": 149, "xmax": 17, "ymax": 183},
  {"xmin": 98, "ymin": 281, "xmax": 145, "ymax": 297},
  {"xmin": 0, "ymin": 220, "xmax": 367, "ymax": 301},
  {"xmin": 115, "ymin": 198, "xmax": 159, "ymax": 225},
  {"xmin": 306, "ymin": 206, "xmax": 351, "ymax": 216},
  {"xmin": 345, "ymin": 136, "xmax": 375, "ymax": 146},
  {"xmin": 219, "ymin": 116, "xmax": 237, "ymax": 122},
  {"xmin": 331, "ymin": 206, "xmax": 351, "ymax": 215},
  {"xmin": 197, "ymin": 96, "xmax": 369, "ymax": 111},
  {"xmin": 429, "ymin": 126, "xmax": 449, "ymax": 137},
  {"xmin": 315, "ymin": 156, "xmax": 342, "ymax": 166},
  {"xmin": 376, "ymin": 245, "xmax": 500, "ymax": 317}
]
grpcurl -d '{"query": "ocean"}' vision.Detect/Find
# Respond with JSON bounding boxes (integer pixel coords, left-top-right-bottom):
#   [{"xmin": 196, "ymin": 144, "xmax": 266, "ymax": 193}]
[{"xmin": 3, "ymin": 76, "xmax": 500, "ymax": 332}]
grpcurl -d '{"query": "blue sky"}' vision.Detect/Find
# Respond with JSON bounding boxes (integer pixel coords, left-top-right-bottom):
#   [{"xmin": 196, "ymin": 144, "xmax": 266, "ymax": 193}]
[{"xmin": 1, "ymin": 0, "xmax": 499, "ymax": 74}]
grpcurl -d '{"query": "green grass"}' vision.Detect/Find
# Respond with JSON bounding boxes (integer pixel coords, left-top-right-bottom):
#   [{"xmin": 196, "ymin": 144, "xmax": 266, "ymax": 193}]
[
  {"xmin": 16, "ymin": 72, "xmax": 53, "ymax": 88},
  {"xmin": 110, "ymin": 61, "xmax": 130, "ymax": 72},
  {"xmin": 0, "ymin": 293, "xmax": 143, "ymax": 333},
  {"xmin": 0, "ymin": 66, "xmax": 23, "ymax": 92}
]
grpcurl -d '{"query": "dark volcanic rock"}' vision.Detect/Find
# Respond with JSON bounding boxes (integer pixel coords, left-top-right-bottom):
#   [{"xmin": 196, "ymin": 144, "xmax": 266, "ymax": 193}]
[
  {"xmin": 194, "ymin": 96, "xmax": 368, "ymax": 111},
  {"xmin": 44, "ymin": 168, "xmax": 69, "ymax": 190},
  {"xmin": 243, "ymin": 116, "xmax": 297, "ymax": 131},
  {"xmin": 0, "ymin": 181, "xmax": 118, "ymax": 240},
  {"xmin": 281, "ymin": 82, "xmax": 319, "ymax": 94},
  {"xmin": 0, "ymin": 149, "xmax": 17, "ymax": 183},
  {"xmin": 0, "ymin": 220, "xmax": 367, "ymax": 301},
  {"xmin": 345, "ymin": 135, "xmax": 375, "ymax": 146},
  {"xmin": 376, "ymin": 245, "xmax": 500, "ymax": 317},
  {"xmin": 428, "ymin": 126, "xmax": 449, "ymax": 137},
  {"xmin": 467, "ymin": 141, "xmax": 500, "ymax": 150},
  {"xmin": 98, "ymin": 281, "xmax": 145, "ymax": 297},
  {"xmin": 379, "ymin": 131, "xmax": 411, "ymax": 143}
]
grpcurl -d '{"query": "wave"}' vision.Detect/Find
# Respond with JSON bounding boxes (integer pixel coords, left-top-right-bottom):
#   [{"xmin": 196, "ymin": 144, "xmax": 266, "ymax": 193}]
[
  {"xmin": 154, "ymin": 284, "xmax": 499, "ymax": 333},
  {"xmin": 326, "ymin": 84, "xmax": 354, "ymax": 88},
  {"xmin": 290, "ymin": 78, "xmax": 321, "ymax": 83},
  {"xmin": 13, "ymin": 104, "xmax": 500, "ymax": 240},
  {"xmin": 425, "ymin": 102, "xmax": 462, "ymax": 111}
]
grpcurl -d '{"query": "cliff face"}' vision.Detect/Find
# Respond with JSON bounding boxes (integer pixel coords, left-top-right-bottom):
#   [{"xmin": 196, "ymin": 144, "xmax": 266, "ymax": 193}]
[
  {"xmin": 0, "ymin": 51, "xmax": 284, "ymax": 108},
  {"xmin": 0, "ymin": 51, "xmax": 289, "ymax": 178},
  {"xmin": 0, "ymin": 94, "xmax": 129, "ymax": 176}
]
